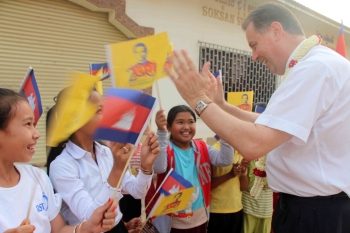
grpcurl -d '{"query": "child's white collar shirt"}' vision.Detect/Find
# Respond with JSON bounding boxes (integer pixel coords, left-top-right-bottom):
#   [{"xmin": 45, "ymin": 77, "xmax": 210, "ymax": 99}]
[{"xmin": 49, "ymin": 140, "xmax": 152, "ymax": 226}]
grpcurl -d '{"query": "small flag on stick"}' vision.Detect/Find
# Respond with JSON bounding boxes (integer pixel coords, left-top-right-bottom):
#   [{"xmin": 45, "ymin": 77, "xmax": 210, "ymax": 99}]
[
  {"xmin": 93, "ymin": 88, "xmax": 157, "ymax": 146},
  {"xmin": 335, "ymin": 20, "xmax": 347, "ymax": 58},
  {"xmin": 90, "ymin": 62, "xmax": 110, "ymax": 80},
  {"xmin": 106, "ymin": 32, "xmax": 169, "ymax": 89},
  {"xmin": 19, "ymin": 67, "xmax": 43, "ymax": 126}
]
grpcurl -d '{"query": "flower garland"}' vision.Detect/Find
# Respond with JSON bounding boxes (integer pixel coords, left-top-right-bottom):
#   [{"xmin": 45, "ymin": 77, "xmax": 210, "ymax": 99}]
[
  {"xmin": 250, "ymin": 35, "xmax": 322, "ymax": 199},
  {"xmin": 250, "ymin": 155, "xmax": 267, "ymax": 198},
  {"xmin": 281, "ymin": 34, "xmax": 322, "ymax": 82}
]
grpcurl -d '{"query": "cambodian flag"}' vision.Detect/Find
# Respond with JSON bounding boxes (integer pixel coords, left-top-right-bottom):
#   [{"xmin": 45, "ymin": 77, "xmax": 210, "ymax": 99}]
[
  {"xmin": 158, "ymin": 168, "xmax": 193, "ymax": 196},
  {"xmin": 255, "ymin": 105, "xmax": 266, "ymax": 114},
  {"xmin": 336, "ymin": 21, "xmax": 347, "ymax": 58},
  {"xmin": 214, "ymin": 134, "xmax": 220, "ymax": 141},
  {"xmin": 90, "ymin": 62, "xmax": 110, "ymax": 80},
  {"xmin": 213, "ymin": 70, "xmax": 221, "ymax": 78},
  {"xmin": 93, "ymin": 88, "xmax": 157, "ymax": 145},
  {"xmin": 19, "ymin": 67, "xmax": 43, "ymax": 126}
]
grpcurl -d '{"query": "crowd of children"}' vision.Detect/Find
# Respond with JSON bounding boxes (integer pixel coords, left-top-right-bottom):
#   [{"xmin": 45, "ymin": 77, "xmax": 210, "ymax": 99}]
[
  {"xmin": 1, "ymin": 83, "xmax": 274, "ymax": 233},
  {"xmin": 0, "ymin": 88, "xmax": 118, "ymax": 233}
]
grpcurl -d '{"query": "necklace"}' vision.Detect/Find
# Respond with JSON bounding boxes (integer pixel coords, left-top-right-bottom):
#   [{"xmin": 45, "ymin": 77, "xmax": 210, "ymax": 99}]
[{"xmin": 281, "ymin": 34, "xmax": 322, "ymax": 82}]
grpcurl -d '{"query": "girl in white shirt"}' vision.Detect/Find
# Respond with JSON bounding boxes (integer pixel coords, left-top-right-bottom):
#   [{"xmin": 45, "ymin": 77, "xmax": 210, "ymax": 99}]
[
  {"xmin": 0, "ymin": 88, "xmax": 118, "ymax": 233},
  {"xmin": 49, "ymin": 89, "xmax": 160, "ymax": 233}
]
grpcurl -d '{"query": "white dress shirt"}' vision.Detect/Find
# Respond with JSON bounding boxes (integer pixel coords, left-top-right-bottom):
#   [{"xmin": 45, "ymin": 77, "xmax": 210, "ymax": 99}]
[
  {"xmin": 49, "ymin": 140, "xmax": 152, "ymax": 226},
  {"xmin": 256, "ymin": 43, "xmax": 350, "ymax": 197}
]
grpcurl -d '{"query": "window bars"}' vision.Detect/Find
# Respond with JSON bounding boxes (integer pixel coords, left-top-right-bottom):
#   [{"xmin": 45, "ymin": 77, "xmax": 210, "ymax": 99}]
[{"xmin": 199, "ymin": 41, "xmax": 280, "ymax": 105}]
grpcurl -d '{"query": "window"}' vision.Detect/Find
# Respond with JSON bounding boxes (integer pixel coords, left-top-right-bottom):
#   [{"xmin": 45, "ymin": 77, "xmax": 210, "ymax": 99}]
[{"xmin": 199, "ymin": 41, "xmax": 279, "ymax": 105}]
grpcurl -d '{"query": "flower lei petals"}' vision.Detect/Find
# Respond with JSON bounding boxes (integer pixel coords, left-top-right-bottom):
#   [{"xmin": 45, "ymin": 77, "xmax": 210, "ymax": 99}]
[
  {"xmin": 282, "ymin": 35, "xmax": 322, "ymax": 82},
  {"xmin": 253, "ymin": 168, "xmax": 267, "ymax": 177},
  {"xmin": 288, "ymin": 59, "xmax": 298, "ymax": 68}
]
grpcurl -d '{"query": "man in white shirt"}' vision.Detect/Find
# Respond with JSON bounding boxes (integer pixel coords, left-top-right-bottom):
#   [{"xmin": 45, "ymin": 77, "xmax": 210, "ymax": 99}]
[{"xmin": 165, "ymin": 3, "xmax": 350, "ymax": 233}]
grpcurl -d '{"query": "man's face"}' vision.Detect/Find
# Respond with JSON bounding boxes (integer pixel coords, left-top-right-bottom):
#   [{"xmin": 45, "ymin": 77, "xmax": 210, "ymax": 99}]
[
  {"xmin": 135, "ymin": 45, "xmax": 147, "ymax": 62},
  {"xmin": 242, "ymin": 95, "xmax": 248, "ymax": 103},
  {"xmin": 245, "ymin": 22, "xmax": 284, "ymax": 75},
  {"xmin": 174, "ymin": 193, "xmax": 182, "ymax": 201}
]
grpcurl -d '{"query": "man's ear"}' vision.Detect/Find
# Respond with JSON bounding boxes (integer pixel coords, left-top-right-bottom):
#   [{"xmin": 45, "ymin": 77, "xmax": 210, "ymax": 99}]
[{"xmin": 270, "ymin": 22, "xmax": 283, "ymax": 41}]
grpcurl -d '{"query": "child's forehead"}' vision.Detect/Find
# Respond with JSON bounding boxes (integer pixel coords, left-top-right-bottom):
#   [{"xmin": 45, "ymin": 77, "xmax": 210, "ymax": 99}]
[
  {"xmin": 7, "ymin": 101, "xmax": 34, "ymax": 125},
  {"xmin": 89, "ymin": 90, "xmax": 103, "ymax": 104},
  {"xmin": 15, "ymin": 101, "xmax": 34, "ymax": 117},
  {"xmin": 175, "ymin": 111, "xmax": 194, "ymax": 119}
]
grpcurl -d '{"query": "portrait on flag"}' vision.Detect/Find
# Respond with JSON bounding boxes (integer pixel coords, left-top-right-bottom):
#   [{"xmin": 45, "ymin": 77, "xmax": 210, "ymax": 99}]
[
  {"xmin": 19, "ymin": 67, "xmax": 43, "ymax": 126},
  {"xmin": 161, "ymin": 42, "xmax": 174, "ymax": 77},
  {"xmin": 93, "ymin": 88, "xmax": 157, "ymax": 145},
  {"xmin": 227, "ymin": 91, "xmax": 254, "ymax": 112},
  {"xmin": 106, "ymin": 32, "xmax": 169, "ymax": 89},
  {"xmin": 227, "ymin": 91, "xmax": 254, "ymax": 158}
]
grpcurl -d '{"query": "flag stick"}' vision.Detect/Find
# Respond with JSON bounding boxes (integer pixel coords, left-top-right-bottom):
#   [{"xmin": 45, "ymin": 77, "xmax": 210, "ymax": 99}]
[
  {"xmin": 141, "ymin": 214, "xmax": 152, "ymax": 230},
  {"xmin": 139, "ymin": 168, "xmax": 174, "ymax": 219},
  {"xmin": 139, "ymin": 191, "xmax": 157, "ymax": 219},
  {"xmin": 154, "ymin": 80, "xmax": 162, "ymax": 110},
  {"xmin": 112, "ymin": 147, "xmax": 137, "ymax": 200},
  {"xmin": 25, "ymin": 170, "xmax": 39, "ymax": 225},
  {"xmin": 141, "ymin": 194, "xmax": 164, "ymax": 230},
  {"xmin": 19, "ymin": 67, "xmax": 33, "ymax": 92},
  {"xmin": 25, "ymin": 187, "xmax": 36, "ymax": 225}
]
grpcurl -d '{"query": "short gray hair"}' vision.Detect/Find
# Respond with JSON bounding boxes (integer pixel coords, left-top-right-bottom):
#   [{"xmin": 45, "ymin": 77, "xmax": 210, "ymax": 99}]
[{"xmin": 242, "ymin": 3, "xmax": 304, "ymax": 36}]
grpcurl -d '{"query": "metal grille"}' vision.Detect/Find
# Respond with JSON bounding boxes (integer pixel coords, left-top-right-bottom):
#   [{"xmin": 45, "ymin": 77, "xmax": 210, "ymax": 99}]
[{"xmin": 199, "ymin": 41, "xmax": 278, "ymax": 105}]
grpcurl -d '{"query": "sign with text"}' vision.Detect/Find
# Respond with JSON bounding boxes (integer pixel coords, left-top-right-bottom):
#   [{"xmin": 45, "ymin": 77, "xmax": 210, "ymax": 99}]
[{"xmin": 201, "ymin": 0, "xmax": 256, "ymax": 26}]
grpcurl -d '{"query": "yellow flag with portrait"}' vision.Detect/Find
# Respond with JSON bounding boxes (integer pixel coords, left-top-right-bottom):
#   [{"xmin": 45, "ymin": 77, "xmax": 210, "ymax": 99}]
[
  {"xmin": 106, "ymin": 32, "xmax": 169, "ymax": 89},
  {"xmin": 47, "ymin": 72, "xmax": 99, "ymax": 147},
  {"xmin": 227, "ymin": 91, "xmax": 254, "ymax": 112},
  {"xmin": 148, "ymin": 187, "xmax": 195, "ymax": 217},
  {"xmin": 227, "ymin": 91, "xmax": 254, "ymax": 157}
]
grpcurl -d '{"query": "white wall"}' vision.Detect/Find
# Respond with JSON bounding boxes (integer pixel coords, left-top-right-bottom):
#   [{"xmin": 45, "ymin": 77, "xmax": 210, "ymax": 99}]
[
  {"xmin": 126, "ymin": 0, "xmax": 254, "ymax": 140},
  {"xmin": 125, "ymin": 0, "xmax": 350, "ymax": 140}
]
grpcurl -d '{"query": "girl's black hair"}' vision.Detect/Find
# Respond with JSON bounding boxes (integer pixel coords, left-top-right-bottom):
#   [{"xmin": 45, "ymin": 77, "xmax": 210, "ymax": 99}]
[
  {"xmin": 46, "ymin": 105, "xmax": 67, "ymax": 176},
  {"xmin": 0, "ymin": 88, "xmax": 27, "ymax": 130},
  {"xmin": 167, "ymin": 105, "xmax": 196, "ymax": 140},
  {"xmin": 46, "ymin": 87, "xmax": 74, "ymax": 175}
]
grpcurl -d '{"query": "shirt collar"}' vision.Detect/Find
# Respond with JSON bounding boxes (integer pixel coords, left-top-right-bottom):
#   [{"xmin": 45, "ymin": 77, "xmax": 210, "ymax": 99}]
[
  {"xmin": 284, "ymin": 39, "xmax": 306, "ymax": 72},
  {"xmin": 65, "ymin": 140, "xmax": 109, "ymax": 159},
  {"xmin": 168, "ymin": 140, "xmax": 199, "ymax": 153}
]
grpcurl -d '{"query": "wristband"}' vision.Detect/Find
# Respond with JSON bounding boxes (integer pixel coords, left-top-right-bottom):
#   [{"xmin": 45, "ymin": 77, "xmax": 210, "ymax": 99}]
[{"xmin": 140, "ymin": 165, "xmax": 153, "ymax": 175}]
